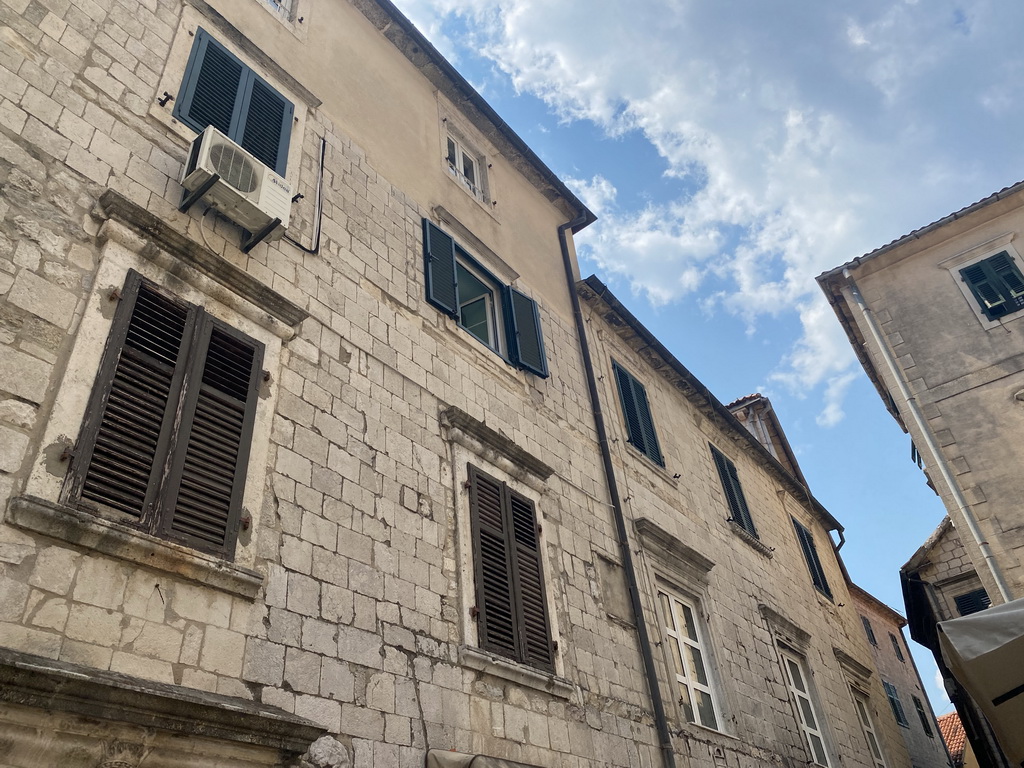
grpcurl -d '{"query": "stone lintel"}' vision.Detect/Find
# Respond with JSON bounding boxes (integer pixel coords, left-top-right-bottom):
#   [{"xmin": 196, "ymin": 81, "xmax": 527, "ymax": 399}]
[{"xmin": 441, "ymin": 407, "xmax": 553, "ymax": 482}]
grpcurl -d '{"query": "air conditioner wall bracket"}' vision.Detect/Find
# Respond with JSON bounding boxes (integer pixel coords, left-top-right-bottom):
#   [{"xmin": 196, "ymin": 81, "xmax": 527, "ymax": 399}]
[
  {"xmin": 241, "ymin": 217, "xmax": 282, "ymax": 254},
  {"xmin": 179, "ymin": 173, "xmax": 221, "ymax": 213}
]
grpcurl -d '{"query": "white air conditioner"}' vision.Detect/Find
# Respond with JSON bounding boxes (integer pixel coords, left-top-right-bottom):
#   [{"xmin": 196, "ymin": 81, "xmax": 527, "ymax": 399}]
[{"xmin": 180, "ymin": 126, "xmax": 292, "ymax": 241}]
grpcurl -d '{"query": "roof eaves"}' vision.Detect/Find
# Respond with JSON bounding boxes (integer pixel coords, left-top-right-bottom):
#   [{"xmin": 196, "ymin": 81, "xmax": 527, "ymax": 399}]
[{"xmin": 901, "ymin": 516, "xmax": 953, "ymax": 573}]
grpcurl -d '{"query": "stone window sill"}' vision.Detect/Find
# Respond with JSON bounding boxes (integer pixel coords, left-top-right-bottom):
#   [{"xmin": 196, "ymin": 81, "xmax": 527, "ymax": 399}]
[
  {"xmin": 6, "ymin": 496, "xmax": 263, "ymax": 599},
  {"xmin": 459, "ymin": 645, "xmax": 574, "ymax": 699},
  {"xmin": 727, "ymin": 520, "xmax": 774, "ymax": 559}
]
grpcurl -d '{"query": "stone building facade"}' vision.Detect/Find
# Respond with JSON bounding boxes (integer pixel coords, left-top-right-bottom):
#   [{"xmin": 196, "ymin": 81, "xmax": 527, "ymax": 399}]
[{"xmin": 0, "ymin": 0, "xmax": 928, "ymax": 766}]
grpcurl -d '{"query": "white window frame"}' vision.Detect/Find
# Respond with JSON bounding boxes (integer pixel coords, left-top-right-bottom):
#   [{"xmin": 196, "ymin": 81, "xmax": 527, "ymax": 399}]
[
  {"xmin": 445, "ymin": 130, "xmax": 489, "ymax": 203},
  {"xmin": 780, "ymin": 649, "xmax": 832, "ymax": 767},
  {"xmin": 658, "ymin": 587, "xmax": 722, "ymax": 731},
  {"xmin": 939, "ymin": 233, "xmax": 1024, "ymax": 329},
  {"xmin": 455, "ymin": 253, "xmax": 506, "ymax": 354},
  {"xmin": 851, "ymin": 688, "xmax": 887, "ymax": 768}
]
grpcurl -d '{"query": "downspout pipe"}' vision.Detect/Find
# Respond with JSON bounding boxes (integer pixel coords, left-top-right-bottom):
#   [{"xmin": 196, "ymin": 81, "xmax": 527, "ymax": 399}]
[
  {"xmin": 558, "ymin": 217, "xmax": 678, "ymax": 768},
  {"xmin": 842, "ymin": 269, "xmax": 1012, "ymax": 603}
]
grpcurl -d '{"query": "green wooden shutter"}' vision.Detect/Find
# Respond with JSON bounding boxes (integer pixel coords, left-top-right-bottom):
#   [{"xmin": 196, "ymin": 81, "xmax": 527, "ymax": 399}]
[
  {"xmin": 162, "ymin": 319, "xmax": 263, "ymax": 558},
  {"xmin": 861, "ymin": 616, "xmax": 877, "ymax": 646},
  {"xmin": 507, "ymin": 287, "xmax": 548, "ymax": 377},
  {"xmin": 613, "ymin": 362, "xmax": 663, "ymax": 465},
  {"xmin": 69, "ymin": 273, "xmax": 191, "ymax": 520},
  {"xmin": 238, "ymin": 73, "xmax": 293, "ymax": 175},
  {"xmin": 469, "ymin": 465, "xmax": 518, "ymax": 660},
  {"xmin": 711, "ymin": 445, "xmax": 757, "ymax": 537},
  {"xmin": 793, "ymin": 518, "xmax": 832, "ymax": 600},
  {"xmin": 883, "ymin": 681, "xmax": 909, "ymax": 726},
  {"xmin": 508, "ymin": 488, "xmax": 554, "ymax": 671},
  {"xmin": 960, "ymin": 251, "xmax": 1024, "ymax": 320},
  {"xmin": 423, "ymin": 220, "xmax": 458, "ymax": 317}
]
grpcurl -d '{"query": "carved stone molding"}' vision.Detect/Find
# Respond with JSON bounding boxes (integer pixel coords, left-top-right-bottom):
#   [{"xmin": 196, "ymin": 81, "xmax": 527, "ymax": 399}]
[{"xmin": 98, "ymin": 740, "xmax": 145, "ymax": 768}]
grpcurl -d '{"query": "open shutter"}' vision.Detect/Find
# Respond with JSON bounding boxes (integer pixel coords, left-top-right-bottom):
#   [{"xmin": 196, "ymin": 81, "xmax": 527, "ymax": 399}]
[
  {"xmin": 69, "ymin": 273, "xmax": 190, "ymax": 521},
  {"xmin": 162, "ymin": 318, "xmax": 263, "ymax": 558},
  {"xmin": 861, "ymin": 616, "xmax": 877, "ymax": 645},
  {"xmin": 613, "ymin": 363, "xmax": 644, "ymax": 451},
  {"xmin": 793, "ymin": 518, "xmax": 833, "ymax": 599},
  {"xmin": 173, "ymin": 28, "xmax": 245, "ymax": 138},
  {"xmin": 508, "ymin": 489, "xmax": 554, "ymax": 671},
  {"xmin": 712, "ymin": 446, "xmax": 756, "ymax": 537},
  {"xmin": 507, "ymin": 287, "xmax": 548, "ymax": 377},
  {"xmin": 469, "ymin": 465, "xmax": 517, "ymax": 660},
  {"xmin": 423, "ymin": 220, "xmax": 458, "ymax": 317},
  {"xmin": 633, "ymin": 373, "xmax": 663, "ymax": 466},
  {"xmin": 238, "ymin": 73, "xmax": 293, "ymax": 175}
]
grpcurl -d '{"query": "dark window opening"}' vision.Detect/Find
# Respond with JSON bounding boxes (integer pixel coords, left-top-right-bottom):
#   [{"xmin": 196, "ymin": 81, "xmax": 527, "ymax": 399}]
[
  {"xmin": 711, "ymin": 444, "xmax": 757, "ymax": 538},
  {"xmin": 612, "ymin": 361, "xmax": 663, "ymax": 466}
]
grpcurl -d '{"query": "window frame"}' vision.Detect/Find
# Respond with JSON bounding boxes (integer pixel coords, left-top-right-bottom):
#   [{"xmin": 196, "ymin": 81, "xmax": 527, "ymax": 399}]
[
  {"xmin": 861, "ymin": 616, "xmax": 878, "ymax": 646},
  {"xmin": 851, "ymin": 688, "xmax": 887, "ymax": 768},
  {"xmin": 467, "ymin": 463, "xmax": 555, "ymax": 672},
  {"xmin": 611, "ymin": 361, "xmax": 664, "ymax": 466},
  {"xmin": 172, "ymin": 27, "xmax": 294, "ymax": 175},
  {"xmin": 882, "ymin": 681, "xmax": 909, "ymax": 728},
  {"xmin": 780, "ymin": 648, "xmax": 833, "ymax": 767},
  {"xmin": 658, "ymin": 586, "xmax": 722, "ymax": 731},
  {"xmin": 62, "ymin": 271, "xmax": 264, "ymax": 561},
  {"xmin": 423, "ymin": 219, "xmax": 548, "ymax": 376},
  {"xmin": 710, "ymin": 444, "xmax": 757, "ymax": 538},
  {"xmin": 792, "ymin": 517, "xmax": 833, "ymax": 600},
  {"xmin": 954, "ymin": 587, "xmax": 991, "ymax": 616},
  {"xmin": 888, "ymin": 632, "xmax": 905, "ymax": 662},
  {"xmin": 958, "ymin": 249, "xmax": 1024, "ymax": 321},
  {"xmin": 911, "ymin": 695, "xmax": 934, "ymax": 737}
]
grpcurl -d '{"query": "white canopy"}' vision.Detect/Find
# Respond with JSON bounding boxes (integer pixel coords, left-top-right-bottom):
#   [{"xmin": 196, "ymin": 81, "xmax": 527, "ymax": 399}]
[{"xmin": 939, "ymin": 597, "xmax": 1024, "ymax": 766}]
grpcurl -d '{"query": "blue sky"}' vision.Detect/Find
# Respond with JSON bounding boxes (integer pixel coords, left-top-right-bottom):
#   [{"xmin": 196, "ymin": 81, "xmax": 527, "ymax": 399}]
[{"xmin": 393, "ymin": 0, "xmax": 1024, "ymax": 714}]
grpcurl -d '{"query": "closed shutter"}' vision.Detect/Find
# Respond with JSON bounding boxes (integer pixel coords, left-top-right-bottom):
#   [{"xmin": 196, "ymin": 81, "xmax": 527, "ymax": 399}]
[
  {"xmin": 423, "ymin": 220, "xmax": 458, "ymax": 317},
  {"xmin": 613, "ymin": 362, "xmax": 663, "ymax": 465},
  {"xmin": 711, "ymin": 445, "xmax": 756, "ymax": 537},
  {"xmin": 173, "ymin": 28, "xmax": 293, "ymax": 175},
  {"xmin": 954, "ymin": 588, "xmax": 991, "ymax": 616},
  {"xmin": 507, "ymin": 287, "xmax": 548, "ymax": 377},
  {"xmin": 793, "ymin": 518, "xmax": 833, "ymax": 600},
  {"xmin": 889, "ymin": 632, "xmax": 904, "ymax": 661},
  {"xmin": 468, "ymin": 465, "xmax": 553, "ymax": 670},
  {"xmin": 861, "ymin": 616, "xmax": 877, "ymax": 646},
  {"xmin": 960, "ymin": 251, "xmax": 1024, "ymax": 319},
  {"xmin": 883, "ymin": 681, "xmax": 909, "ymax": 726}
]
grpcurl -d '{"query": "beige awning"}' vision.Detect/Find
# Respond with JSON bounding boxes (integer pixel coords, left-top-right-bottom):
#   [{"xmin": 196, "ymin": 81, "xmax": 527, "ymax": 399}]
[
  {"xmin": 938, "ymin": 597, "xmax": 1024, "ymax": 766},
  {"xmin": 425, "ymin": 749, "xmax": 544, "ymax": 768}
]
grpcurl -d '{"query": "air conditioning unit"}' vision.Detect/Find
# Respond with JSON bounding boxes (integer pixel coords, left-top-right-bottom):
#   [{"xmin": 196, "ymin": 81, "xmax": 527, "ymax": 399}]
[{"xmin": 180, "ymin": 126, "xmax": 292, "ymax": 242}]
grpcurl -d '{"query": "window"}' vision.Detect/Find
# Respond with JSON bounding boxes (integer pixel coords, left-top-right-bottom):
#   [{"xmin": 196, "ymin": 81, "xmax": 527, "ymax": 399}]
[
  {"xmin": 861, "ymin": 616, "xmax": 878, "ymax": 646},
  {"xmin": 889, "ymin": 632, "xmax": 905, "ymax": 662},
  {"xmin": 711, "ymin": 445, "xmax": 756, "ymax": 537},
  {"xmin": 263, "ymin": 0, "xmax": 295, "ymax": 20},
  {"xmin": 445, "ymin": 132, "xmax": 486, "ymax": 201},
  {"xmin": 852, "ymin": 690, "xmax": 887, "ymax": 768},
  {"xmin": 423, "ymin": 220, "xmax": 548, "ymax": 377},
  {"xmin": 954, "ymin": 587, "xmax": 991, "ymax": 616},
  {"xmin": 612, "ymin": 362, "xmax": 663, "ymax": 466},
  {"xmin": 658, "ymin": 588, "xmax": 721, "ymax": 730},
  {"xmin": 882, "ymin": 681, "xmax": 909, "ymax": 727},
  {"xmin": 63, "ymin": 271, "xmax": 263, "ymax": 560},
  {"xmin": 173, "ymin": 28, "xmax": 294, "ymax": 175},
  {"xmin": 959, "ymin": 250, "xmax": 1024, "ymax": 320},
  {"xmin": 911, "ymin": 695, "xmax": 934, "ymax": 737},
  {"xmin": 781, "ymin": 649, "xmax": 832, "ymax": 767},
  {"xmin": 792, "ymin": 518, "xmax": 833, "ymax": 600},
  {"xmin": 467, "ymin": 464, "xmax": 554, "ymax": 671}
]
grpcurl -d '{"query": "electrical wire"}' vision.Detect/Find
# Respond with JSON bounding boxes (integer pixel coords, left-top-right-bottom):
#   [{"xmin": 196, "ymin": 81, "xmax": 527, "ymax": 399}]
[{"xmin": 284, "ymin": 136, "xmax": 326, "ymax": 255}]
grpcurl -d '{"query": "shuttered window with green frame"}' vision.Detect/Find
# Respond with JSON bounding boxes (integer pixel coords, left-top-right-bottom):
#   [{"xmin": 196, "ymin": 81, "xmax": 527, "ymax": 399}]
[
  {"xmin": 959, "ymin": 251, "xmax": 1024, "ymax": 320},
  {"xmin": 173, "ymin": 27, "xmax": 294, "ymax": 175},
  {"xmin": 64, "ymin": 271, "xmax": 264, "ymax": 560},
  {"xmin": 468, "ymin": 464, "xmax": 554, "ymax": 671},
  {"xmin": 792, "ymin": 517, "xmax": 833, "ymax": 600},
  {"xmin": 710, "ymin": 444, "xmax": 757, "ymax": 538},
  {"xmin": 612, "ymin": 361, "xmax": 663, "ymax": 466}
]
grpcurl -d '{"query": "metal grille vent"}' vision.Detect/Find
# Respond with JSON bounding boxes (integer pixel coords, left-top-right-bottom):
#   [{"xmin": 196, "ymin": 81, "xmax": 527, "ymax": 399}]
[{"xmin": 209, "ymin": 141, "xmax": 258, "ymax": 193}]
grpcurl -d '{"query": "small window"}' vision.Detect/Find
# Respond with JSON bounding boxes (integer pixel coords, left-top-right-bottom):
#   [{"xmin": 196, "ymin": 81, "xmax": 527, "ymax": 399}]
[
  {"xmin": 659, "ymin": 589, "xmax": 721, "ymax": 730},
  {"xmin": 959, "ymin": 250, "xmax": 1024, "ymax": 320},
  {"xmin": 889, "ymin": 632, "xmax": 905, "ymax": 662},
  {"xmin": 911, "ymin": 695, "xmax": 934, "ymax": 737},
  {"xmin": 711, "ymin": 445, "xmax": 757, "ymax": 537},
  {"xmin": 423, "ymin": 220, "xmax": 548, "ymax": 376},
  {"xmin": 63, "ymin": 271, "xmax": 264, "ymax": 560},
  {"xmin": 781, "ymin": 650, "xmax": 832, "ymax": 767},
  {"xmin": 612, "ymin": 362, "xmax": 663, "ymax": 466},
  {"xmin": 445, "ymin": 132, "xmax": 486, "ymax": 201},
  {"xmin": 954, "ymin": 587, "xmax": 991, "ymax": 616},
  {"xmin": 861, "ymin": 616, "xmax": 878, "ymax": 646},
  {"xmin": 263, "ymin": 0, "xmax": 295, "ymax": 20},
  {"xmin": 792, "ymin": 518, "xmax": 833, "ymax": 600},
  {"xmin": 882, "ymin": 681, "xmax": 909, "ymax": 727},
  {"xmin": 852, "ymin": 690, "xmax": 887, "ymax": 768},
  {"xmin": 467, "ymin": 465, "xmax": 554, "ymax": 671},
  {"xmin": 173, "ymin": 28, "xmax": 294, "ymax": 175}
]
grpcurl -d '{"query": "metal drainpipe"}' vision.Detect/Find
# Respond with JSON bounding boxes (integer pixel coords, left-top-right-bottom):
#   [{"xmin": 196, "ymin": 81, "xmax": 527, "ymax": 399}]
[
  {"xmin": 558, "ymin": 217, "xmax": 678, "ymax": 768},
  {"xmin": 842, "ymin": 269, "xmax": 1012, "ymax": 603}
]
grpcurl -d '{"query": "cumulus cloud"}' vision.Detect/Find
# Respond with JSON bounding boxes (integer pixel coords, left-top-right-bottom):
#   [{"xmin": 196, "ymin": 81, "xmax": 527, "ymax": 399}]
[{"xmin": 396, "ymin": 0, "xmax": 1024, "ymax": 423}]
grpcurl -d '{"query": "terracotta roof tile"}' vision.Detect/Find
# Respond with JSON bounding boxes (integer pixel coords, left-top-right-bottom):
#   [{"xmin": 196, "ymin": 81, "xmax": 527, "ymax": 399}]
[{"xmin": 938, "ymin": 711, "xmax": 966, "ymax": 766}]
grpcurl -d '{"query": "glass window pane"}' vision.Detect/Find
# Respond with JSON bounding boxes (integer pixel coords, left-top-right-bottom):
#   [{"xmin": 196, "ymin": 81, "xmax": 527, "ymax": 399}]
[
  {"xmin": 447, "ymin": 138, "xmax": 457, "ymax": 166},
  {"xmin": 686, "ymin": 645, "xmax": 709, "ymax": 686},
  {"xmin": 463, "ymin": 153, "xmax": 475, "ymax": 185},
  {"xmin": 809, "ymin": 734, "xmax": 828, "ymax": 766},
  {"xmin": 681, "ymin": 604, "xmax": 699, "ymax": 641},
  {"xmin": 678, "ymin": 684, "xmax": 695, "ymax": 723},
  {"xmin": 787, "ymin": 659, "xmax": 806, "ymax": 692},
  {"xmin": 695, "ymin": 689, "xmax": 718, "ymax": 730},
  {"xmin": 666, "ymin": 635, "xmax": 685, "ymax": 678},
  {"xmin": 460, "ymin": 296, "xmax": 490, "ymax": 345},
  {"xmin": 660, "ymin": 593, "xmax": 673, "ymax": 631},
  {"xmin": 799, "ymin": 696, "xmax": 818, "ymax": 729}
]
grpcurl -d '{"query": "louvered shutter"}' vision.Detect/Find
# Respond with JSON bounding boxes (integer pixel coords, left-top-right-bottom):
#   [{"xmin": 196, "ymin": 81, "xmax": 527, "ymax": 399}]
[
  {"xmin": 70, "ymin": 273, "xmax": 190, "ymax": 520},
  {"xmin": 793, "ymin": 518, "xmax": 833, "ymax": 600},
  {"xmin": 238, "ymin": 74, "xmax": 293, "ymax": 175},
  {"xmin": 508, "ymin": 489, "xmax": 554, "ymax": 671},
  {"xmin": 423, "ymin": 220, "xmax": 458, "ymax": 317},
  {"xmin": 507, "ymin": 287, "xmax": 548, "ymax": 377},
  {"xmin": 469, "ymin": 465, "xmax": 518, "ymax": 660},
  {"xmin": 614, "ymin": 362, "xmax": 663, "ymax": 464},
  {"xmin": 712, "ymin": 445, "xmax": 756, "ymax": 537},
  {"xmin": 954, "ymin": 588, "xmax": 991, "ymax": 616},
  {"xmin": 633, "ymin": 373, "xmax": 663, "ymax": 466},
  {"xmin": 162, "ymin": 319, "xmax": 263, "ymax": 557},
  {"xmin": 861, "ymin": 616, "xmax": 877, "ymax": 645}
]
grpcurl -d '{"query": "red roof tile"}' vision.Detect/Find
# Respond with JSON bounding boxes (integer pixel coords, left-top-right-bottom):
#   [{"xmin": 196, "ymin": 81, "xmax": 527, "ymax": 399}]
[{"xmin": 938, "ymin": 712, "xmax": 966, "ymax": 767}]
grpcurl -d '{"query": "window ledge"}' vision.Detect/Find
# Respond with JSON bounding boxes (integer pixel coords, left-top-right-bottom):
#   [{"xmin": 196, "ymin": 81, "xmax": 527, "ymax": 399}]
[
  {"xmin": 6, "ymin": 496, "xmax": 263, "ymax": 600},
  {"xmin": 459, "ymin": 645, "xmax": 574, "ymax": 699},
  {"xmin": 727, "ymin": 520, "xmax": 773, "ymax": 559}
]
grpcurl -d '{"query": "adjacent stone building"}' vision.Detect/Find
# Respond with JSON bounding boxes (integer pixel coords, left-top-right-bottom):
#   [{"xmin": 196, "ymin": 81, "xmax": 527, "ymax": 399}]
[{"xmin": 0, "ymin": 0, "xmax": 936, "ymax": 766}]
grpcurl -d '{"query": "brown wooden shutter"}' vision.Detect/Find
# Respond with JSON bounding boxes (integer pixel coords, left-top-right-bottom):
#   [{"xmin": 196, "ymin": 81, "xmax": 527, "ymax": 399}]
[
  {"xmin": 469, "ymin": 465, "xmax": 518, "ymax": 659},
  {"xmin": 508, "ymin": 489, "xmax": 554, "ymax": 671}
]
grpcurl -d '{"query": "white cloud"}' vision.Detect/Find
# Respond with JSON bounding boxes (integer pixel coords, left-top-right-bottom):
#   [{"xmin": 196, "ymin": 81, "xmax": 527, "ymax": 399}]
[{"xmin": 395, "ymin": 0, "xmax": 1024, "ymax": 423}]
